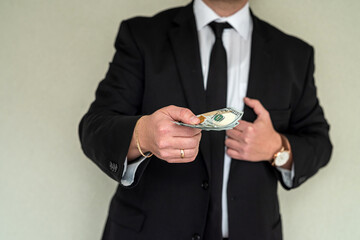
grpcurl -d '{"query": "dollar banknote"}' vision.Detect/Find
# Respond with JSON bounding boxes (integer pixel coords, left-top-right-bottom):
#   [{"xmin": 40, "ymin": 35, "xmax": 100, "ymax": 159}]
[{"xmin": 174, "ymin": 107, "xmax": 243, "ymax": 131}]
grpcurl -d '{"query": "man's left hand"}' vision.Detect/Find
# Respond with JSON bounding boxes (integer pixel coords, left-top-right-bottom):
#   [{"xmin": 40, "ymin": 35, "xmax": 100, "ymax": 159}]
[{"xmin": 225, "ymin": 97, "xmax": 281, "ymax": 162}]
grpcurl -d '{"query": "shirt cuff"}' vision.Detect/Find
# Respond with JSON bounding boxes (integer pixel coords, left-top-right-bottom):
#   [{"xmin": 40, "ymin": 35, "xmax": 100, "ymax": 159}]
[
  {"xmin": 276, "ymin": 163, "xmax": 295, "ymax": 188},
  {"xmin": 120, "ymin": 154, "xmax": 149, "ymax": 186}
]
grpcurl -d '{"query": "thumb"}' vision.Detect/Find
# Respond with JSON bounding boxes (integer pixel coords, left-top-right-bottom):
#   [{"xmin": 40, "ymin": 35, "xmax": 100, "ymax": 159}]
[
  {"xmin": 244, "ymin": 97, "xmax": 268, "ymax": 119},
  {"xmin": 166, "ymin": 106, "xmax": 200, "ymax": 125}
]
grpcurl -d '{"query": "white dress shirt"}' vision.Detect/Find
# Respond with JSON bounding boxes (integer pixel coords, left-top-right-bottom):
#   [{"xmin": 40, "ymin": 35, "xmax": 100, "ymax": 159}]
[
  {"xmin": 121, "ymin": 0, "xmax": 294, "ymax": 237},
  {"xmin": 194, "ymin": 0, "xmax": 252, "ymax": 236}
]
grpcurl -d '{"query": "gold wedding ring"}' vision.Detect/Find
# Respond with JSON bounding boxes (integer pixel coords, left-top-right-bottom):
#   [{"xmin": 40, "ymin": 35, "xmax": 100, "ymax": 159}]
[{"xmin": 180, "ymin": 149, "xmax": 185, "ymax": 159}]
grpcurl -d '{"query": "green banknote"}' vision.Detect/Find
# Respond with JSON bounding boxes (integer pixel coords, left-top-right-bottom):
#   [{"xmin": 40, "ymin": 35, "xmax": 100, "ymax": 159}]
[{"xmin": 174, "ymin": 107, "xmax": 243, "ymax": 131}]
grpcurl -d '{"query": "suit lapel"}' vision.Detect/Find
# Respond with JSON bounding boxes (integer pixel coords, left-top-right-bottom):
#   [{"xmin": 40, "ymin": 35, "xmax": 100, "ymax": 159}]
[
  {"xmin": 169, "ymin": 4, "xmax": 207, "ymax": 115},
  {"xmin": 244, "ymin": 14, "xmax": 273, "ymax": 122},
  {"xmin": 228, "ymin": 14, "xmax": 274, "ymax": 193},
  {"xmin": 169, "ymin": 3, "xmax": 212, "ymax": 176}
]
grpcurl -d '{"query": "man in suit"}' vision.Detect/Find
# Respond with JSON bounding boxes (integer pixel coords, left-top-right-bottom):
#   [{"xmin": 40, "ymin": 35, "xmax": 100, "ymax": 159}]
[{"xmin": 79, "ymin": 0, "xmax": 332, "ymax": 239}]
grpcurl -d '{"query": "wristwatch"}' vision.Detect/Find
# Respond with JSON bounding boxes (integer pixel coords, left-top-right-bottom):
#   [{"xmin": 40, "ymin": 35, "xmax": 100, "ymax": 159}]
[{"xmin": 270, "ymin": 134, "xmax": 291, "ymax": 167}]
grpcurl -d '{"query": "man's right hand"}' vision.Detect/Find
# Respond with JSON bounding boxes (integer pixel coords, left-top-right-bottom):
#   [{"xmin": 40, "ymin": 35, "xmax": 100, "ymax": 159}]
[{"xmin": 127, "ymin": 105, "xmax": 202, "ymax": 163}]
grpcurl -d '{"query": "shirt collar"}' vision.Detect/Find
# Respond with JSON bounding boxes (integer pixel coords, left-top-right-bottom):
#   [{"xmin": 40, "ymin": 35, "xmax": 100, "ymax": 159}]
[{"xmin": 193, "ymin": 0, "xmax": 252, "ymax": 40}]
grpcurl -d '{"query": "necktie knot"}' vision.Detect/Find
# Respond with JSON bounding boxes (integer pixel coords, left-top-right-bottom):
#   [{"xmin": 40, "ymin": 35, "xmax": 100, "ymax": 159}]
[{"xmin": 209, "ymin": 21, "xmax": 232, "ymax": 39}]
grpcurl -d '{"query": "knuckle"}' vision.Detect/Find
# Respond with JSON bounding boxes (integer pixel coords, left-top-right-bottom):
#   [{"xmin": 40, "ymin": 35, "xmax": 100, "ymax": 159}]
[
  {"xmin": 226, "ymin": 149, "xmax": 232, "ymax": 157},
  {"xmin": 179, "ymin": 108, "xmax": 186, "ymax": 117},
  {"xmin": 226, "ymin": 138, "xmax": 233, "ymax": 147},
  {"xmin": 158, "ymin": 138, "xmax": 169, "ymax": 149},
  {"xmin": 167, "ymin": 105, "xmax": 175, "ymax": 110},
  {"xmin": 185, "ymin": 155, "xmax": 196, "ymax": 162},
  {"xmin": 227, "ymin": 149, "xmax": 236, "ymax": 159},
  {"xmin": 191, "ymin": 151, "xmax": 198, "ymax": 160},
  {"xmin": 187, "ymin": 149, "xmax": 197, "ymax": 160},
  {"xmin": 180, "ymin": 108, "xmax": 192, "ymax": 119},
  {"xmin": 158, "ymin": 125, "xmax": 169, "ymax": 135},
  {"xmin": 226, "ymin": 148, "xmax": 230, "ymax": 154}
]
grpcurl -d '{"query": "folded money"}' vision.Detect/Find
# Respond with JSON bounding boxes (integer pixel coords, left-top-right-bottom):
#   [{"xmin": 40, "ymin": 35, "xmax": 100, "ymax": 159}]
[{"xmin": 174, "ymin": 107, "xmax": 243, "ymax": 131}]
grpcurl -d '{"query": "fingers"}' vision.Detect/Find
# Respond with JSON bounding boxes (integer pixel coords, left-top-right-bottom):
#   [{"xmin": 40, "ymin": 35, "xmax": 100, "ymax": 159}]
[
  {"xmin": 225, "ymin": 137, "xmax": 248, "ymax": 160},
  {"xmin": 226, "ymin": 129, "xmax": 248, "ymax": 144},
  {"xmin": 158, "ymin": 148, "xmax": 200, "ymax": 163},
  {"xmin": 233, "ymin": 120, "xmax": 253, "ymax": 132},
  {"xmin": 147, "ymin": 105, "xmax": 203, "ymax": 163},
  {"xmin": 155, "ymin": 132, "xmax": 201, "ymax": 150},
  {"xmin": 153, "ymin": 127, "xmax": 201, "ymax": 163},
  {"xmin": 172, "ymin": 123, "xmax": 202, "ymax": 137},
  {"xmin": 225, "ymin": 137, "xmax": 242, "ymax": 150},
  {"xmin": 225, "ymin": 138, "xmax": 244, "ymax": 159},
  {"xmin": 165, "ymin": 105, "xmax": 200, "ymax": 125},
  {"xmin": 244, "ymin": 97, "xmax": 269, "ymax": 118},
  {"xmin": 155, "ymin": 120, "xmax": 200, "ymax": 138},
  {"xmin": 161, "ymin": 105, "xmax": 201, "ymax": 137},
  {"xmin": 226, "ymin": 120, "xmax": 254, "ymax": 143},
  {"xmin": 226, "ymin": 148, "xmax": 244, "ymax": 161}
]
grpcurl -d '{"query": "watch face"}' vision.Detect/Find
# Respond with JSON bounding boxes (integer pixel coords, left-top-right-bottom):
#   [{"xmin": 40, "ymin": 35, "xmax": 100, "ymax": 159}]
[{"xmin": 275, "ymin": 151, "xmax": 290, "ymax": 166}]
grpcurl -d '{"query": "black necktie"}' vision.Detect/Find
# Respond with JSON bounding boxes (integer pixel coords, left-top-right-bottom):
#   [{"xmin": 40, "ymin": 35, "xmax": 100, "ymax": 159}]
[
  {"xmin": 204, "ymin": 21, "xmax": 232, "ymax": 240},
  {"xmin": 206, "ymin": 21, "xmax": 232, "ymax": 111}
]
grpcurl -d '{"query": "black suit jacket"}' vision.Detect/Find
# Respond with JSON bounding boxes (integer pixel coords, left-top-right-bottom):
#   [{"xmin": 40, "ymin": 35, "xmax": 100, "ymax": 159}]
[{"xmin": 79, "ymin": 2, "xmax": 332, "ymax": 240}]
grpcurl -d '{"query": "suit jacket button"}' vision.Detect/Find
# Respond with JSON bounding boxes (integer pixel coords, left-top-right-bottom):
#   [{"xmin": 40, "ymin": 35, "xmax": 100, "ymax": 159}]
[
  {"xmin": 192, "ymin": 233, "xmax": 201, "ymax": 240},
  {"xmin": 201, "ymin": 181, "xmax": 209, "ymax": 190},
  {"xmin": 109, "ymin": 161, "xmax": 118, "ymax": 173}
]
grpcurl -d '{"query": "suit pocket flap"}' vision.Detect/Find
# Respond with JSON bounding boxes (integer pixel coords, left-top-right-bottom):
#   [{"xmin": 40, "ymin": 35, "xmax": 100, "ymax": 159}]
[{"xmin": 108, "ymin": 197, "xmax": 145, "ymax": 232}]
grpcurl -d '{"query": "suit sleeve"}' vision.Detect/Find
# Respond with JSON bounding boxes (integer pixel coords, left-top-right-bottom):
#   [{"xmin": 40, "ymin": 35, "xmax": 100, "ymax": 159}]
[
  {"xmin": 78, "ymin": 20, "xmax": 150, "ymax": 186},
  {"xmin": 279, "ymin": 47, "xmax": 333, "ymax": 190}
]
